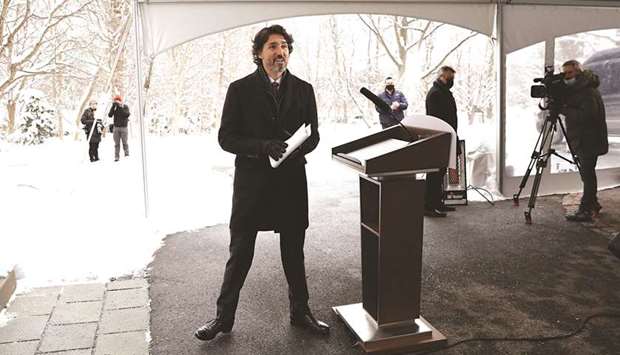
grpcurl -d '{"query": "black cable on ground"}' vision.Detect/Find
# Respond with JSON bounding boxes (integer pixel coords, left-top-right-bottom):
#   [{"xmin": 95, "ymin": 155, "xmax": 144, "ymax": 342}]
[
  {"xmin": 466, "ymin": 185, "xmax": 495, "ymax": 206},
  {"xmin": 416, "ymin": 312, "xmax": 620, "ymax": 354}
]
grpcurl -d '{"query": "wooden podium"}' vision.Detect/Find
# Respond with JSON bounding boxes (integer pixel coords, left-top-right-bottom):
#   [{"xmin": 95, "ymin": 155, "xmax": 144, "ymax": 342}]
[{"xmin": 331, "ymin": 122, "xmax": 451, "ymax": 353}]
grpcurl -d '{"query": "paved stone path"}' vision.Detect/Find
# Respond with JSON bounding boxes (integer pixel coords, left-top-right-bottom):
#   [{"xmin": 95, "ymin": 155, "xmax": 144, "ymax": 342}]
[{"xmin": 0, "ymin": 279, "xmax": 149, "ymax": 355}]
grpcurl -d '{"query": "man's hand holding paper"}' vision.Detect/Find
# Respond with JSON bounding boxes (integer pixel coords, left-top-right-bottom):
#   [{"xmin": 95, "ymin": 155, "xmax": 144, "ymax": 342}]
[
  {"xmin": 263, "ymin": 140, "xmax": 288, "ymax": 161},
  {"xmin": 269, "ymin": 123, "xmax": 311, "ymax": 168}
]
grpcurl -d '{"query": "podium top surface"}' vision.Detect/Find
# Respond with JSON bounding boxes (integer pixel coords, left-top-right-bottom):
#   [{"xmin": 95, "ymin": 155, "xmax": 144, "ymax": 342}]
[
  {"xmin": 339, "ymin": 138, "xmax": 410, "ymax": 167},
  {"xmin": 331, "ymin": 116, "xmax": 454, "ymax": 176}
]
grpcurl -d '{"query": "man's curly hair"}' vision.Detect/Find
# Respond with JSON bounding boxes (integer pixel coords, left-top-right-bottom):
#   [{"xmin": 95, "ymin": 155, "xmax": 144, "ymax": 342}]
[{"xmin": 252, "ymin": 25, "xmax": 294, "ymax": 65}]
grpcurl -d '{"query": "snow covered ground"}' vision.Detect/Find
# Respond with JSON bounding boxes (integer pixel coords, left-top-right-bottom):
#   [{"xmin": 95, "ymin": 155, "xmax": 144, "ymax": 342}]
[
  {"xmin": 0, "ymin": 123, "xmax": 373, "ymax": 288},
  {"xmin": 1, "ymin": 121, "xmax": 499, "ymax": 288}
]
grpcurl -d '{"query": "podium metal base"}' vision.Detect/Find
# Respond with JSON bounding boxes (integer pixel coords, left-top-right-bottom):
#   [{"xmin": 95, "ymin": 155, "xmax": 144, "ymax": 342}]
[{"xmin": 333, "ymin": 303, "xmax": 447, "ymax": 353}]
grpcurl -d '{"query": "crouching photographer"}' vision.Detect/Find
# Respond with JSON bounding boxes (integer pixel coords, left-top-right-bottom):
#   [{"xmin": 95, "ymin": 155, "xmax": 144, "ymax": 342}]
[{"xmin": 560, "ymin": 59, "xmax": 608, "ymax": 222}]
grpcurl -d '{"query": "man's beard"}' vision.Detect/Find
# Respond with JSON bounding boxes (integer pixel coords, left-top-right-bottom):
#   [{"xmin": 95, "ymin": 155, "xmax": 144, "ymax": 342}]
[{"xmin": 269, "ymin": 57, "xmax": 286, "ymax": 73}]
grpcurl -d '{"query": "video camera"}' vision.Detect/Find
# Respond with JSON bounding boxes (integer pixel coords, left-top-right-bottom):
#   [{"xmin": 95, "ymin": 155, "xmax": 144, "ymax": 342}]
[{"xmin": 530, "ymin": 65, "xmax": 566, "ymax": 102}]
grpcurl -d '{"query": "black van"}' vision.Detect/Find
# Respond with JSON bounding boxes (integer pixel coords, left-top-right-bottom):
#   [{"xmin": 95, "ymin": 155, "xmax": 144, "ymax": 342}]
[{"xmin": 583, "ymin": 47, "xmax": 620, "ymax": 137}]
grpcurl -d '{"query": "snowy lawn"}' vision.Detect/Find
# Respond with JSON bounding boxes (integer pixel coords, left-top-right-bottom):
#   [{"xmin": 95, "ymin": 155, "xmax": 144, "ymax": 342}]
[
  {"xmin": 0, "ymin": 133, "xmax": 233, "ymax": 288},
  {"xmin": 0, "ymin": 122, "xmax": 372, "ymax": 288}
]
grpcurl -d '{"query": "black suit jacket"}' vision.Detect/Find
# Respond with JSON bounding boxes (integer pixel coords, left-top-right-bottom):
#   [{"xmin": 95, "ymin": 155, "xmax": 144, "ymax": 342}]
[{"xmin": 218, "ymin": 68, "xmax": 320, "ymax": 232}]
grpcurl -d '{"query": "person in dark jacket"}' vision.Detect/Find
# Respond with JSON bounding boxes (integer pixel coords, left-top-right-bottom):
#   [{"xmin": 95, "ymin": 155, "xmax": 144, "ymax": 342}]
[
  {"xmin": 108, "ymin": 95, "xmax": 130, "ymax": 161},
  {"xmin": 376, "ymin": 77, "xmax": 409, "ymax": 128},
  {"xmin": 561, "ymin": 59, "xmax": 608, "ymax": 222},
  {"xmin": 424, "ymin": 66, "xmax": 460, "ymax": 217},
  {"xmin": 81, "ymin": 100, "xmax": 105, "ymax": 162},
  {"xmin": 194, "ymin": 24, "xmax": 328, "ymax": 342}
]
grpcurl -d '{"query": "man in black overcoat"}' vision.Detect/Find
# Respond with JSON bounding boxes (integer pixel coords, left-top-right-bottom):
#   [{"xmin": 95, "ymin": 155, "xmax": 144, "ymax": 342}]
[
  {"xmin": 425, "ymin": 65, "xmax": 460, "ymax": 217},
  {"xmin": 561, "ymin": 59, "xmax": 608, "ymax": 222},
  {"xmin": 195, "ymin": 25, "xmax": 329, "ymax": 341}
]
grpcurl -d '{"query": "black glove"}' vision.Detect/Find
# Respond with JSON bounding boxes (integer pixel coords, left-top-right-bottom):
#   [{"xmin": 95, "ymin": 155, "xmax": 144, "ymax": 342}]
[{"xmin": 262, "ymin": 140, "xmax": 288, "ymax": 161}]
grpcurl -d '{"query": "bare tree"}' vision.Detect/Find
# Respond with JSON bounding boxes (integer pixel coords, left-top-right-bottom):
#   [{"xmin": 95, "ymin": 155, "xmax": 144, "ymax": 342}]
[
  {"xmin": 109, "ymin": 0, "xmax": 129, "ymax": 97},
  {"xmin": 71, "ymin": 0, "xmax": 131, "ymax": 139},
  {"xmin": 168, "ymin": 44, "xmax": 193, "ymax": 133},
  {"xmin": 0, "ymin": 0, "xmax": 92, "ymax": 133},
  {"xmin": 358, "ymin": 15, "xmax": 477, "ymax": 83}
]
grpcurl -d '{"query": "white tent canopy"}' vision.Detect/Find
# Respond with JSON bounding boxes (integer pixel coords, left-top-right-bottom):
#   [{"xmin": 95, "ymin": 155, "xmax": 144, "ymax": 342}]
[
  {"xmin": 132, "ymin": 0, "xmax": 620, "ymax": 215},
  {"xmin": 138, "ymin": 0, "xmax": 496, "ymax": 59},
  {"xmin": 138, "ymin": 0, "xmax": 620, "ymax": 58},
  {"xmin": 503, "ymin": 4, "xmax": 620, "ymax": 53}
]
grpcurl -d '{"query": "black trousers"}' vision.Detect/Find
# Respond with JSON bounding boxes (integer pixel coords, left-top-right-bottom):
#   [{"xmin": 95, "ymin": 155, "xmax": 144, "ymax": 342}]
[
  {"xmin": 216, "ymin": 228, "xmax": 309, "ymax": 323},
  {"xmin": 578, "ymin": 153, "xmax": 599, "ymax": 211},
  {"xmin": 424, "ymin": 168, "xmax": 446, "ymax": 210},
  {"xmin": 88, "ymin": 142, "xmax": 99, "ymax": 161}
]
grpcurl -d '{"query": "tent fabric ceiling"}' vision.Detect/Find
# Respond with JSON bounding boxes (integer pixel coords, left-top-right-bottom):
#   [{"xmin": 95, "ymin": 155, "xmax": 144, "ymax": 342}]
[
  {"xmin": 138, "ymin": 1, "xmax": 620, "ymax": 58},
  {"xmin": 504, "ymin": 5, "xmax": 620, "ymax": 53},
  {"xmin": 138, "ymin": 1, "xmax": 496, "ymax": 58}
]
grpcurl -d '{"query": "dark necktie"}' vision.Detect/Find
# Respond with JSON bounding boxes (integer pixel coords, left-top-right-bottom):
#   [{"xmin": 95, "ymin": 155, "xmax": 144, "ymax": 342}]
[{"xmin": 272, "ymin": 81, "xmax": 279, "ymax": 98}]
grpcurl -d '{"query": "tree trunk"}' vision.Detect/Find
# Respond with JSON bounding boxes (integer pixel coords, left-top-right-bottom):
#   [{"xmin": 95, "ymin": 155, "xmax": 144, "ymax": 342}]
[
  {"xmin": 52, "ymin": 64, "xmax": 63, "ymax": 139},
  {"xmin": 111, "ymin": 0, "xmax": 127, "ymax": 97},
  {"xmin": 6, "ymin": 79, "xmax": 26, "ymax": 134},
  {"xmin": 396, "ymin": 16, "xmax": 408, "ymax": 81},
  {"xmin": 6, "ymin": 99, "xmax": 16, "ymax": 134},
  {"xmin": 49, "ymin": 0, "xmax": 62, "ymax": 139},
  {"xmin": 54, "ymin": 75, "xmax": 63, "ymax": 139}
]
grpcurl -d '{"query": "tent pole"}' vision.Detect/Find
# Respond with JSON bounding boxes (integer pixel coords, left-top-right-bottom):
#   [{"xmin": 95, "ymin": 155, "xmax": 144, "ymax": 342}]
[
  {"xmin": 496, "ymin": 0, "xmax": 506, "ymax": 195},
  {"xmin": 133, "ymin": 0, "xmax": 149, "ymax": 218}
]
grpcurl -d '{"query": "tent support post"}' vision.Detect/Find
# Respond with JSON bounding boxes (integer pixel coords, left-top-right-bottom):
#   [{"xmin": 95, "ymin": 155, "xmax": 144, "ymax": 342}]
[
  {"xmin": 497, "ymin": 1, "xmax": 506, "ymax": 194},
  {"xmin": 133, "ymin": 0, "xmax": 150, "ymax": 218}
]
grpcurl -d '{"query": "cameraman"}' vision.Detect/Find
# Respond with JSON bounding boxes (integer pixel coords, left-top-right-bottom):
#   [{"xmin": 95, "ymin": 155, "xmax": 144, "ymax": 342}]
[{"xmin": 560, "ymin": 59, "xmax": 608, "ymax": 222}]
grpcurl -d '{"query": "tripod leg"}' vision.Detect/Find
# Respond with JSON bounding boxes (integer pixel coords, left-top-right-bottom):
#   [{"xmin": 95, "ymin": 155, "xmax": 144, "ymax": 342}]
[
  {"xmin": 513, "ymin": 119, "xmax": 550, "ymax": 206},
  {"xmin": 523, "ymin": 118, "xmax": 556, "ymax": 224},
  {"xmin": 513, "ymin": 156, "xmax": 538, "ymax": 206},
  {"xmin": 557, "ymin": 118, "xmax": 582, "ymax": 173},
  {"xmin": 525, "ymin": 161, "xmax": 546, "ymax": 224}
]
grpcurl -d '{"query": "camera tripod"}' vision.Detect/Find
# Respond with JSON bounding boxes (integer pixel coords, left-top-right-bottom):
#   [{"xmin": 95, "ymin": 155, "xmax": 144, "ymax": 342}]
[{"xmin": 513, "ymin": 109, "xmax": 581, "ymax": 224}]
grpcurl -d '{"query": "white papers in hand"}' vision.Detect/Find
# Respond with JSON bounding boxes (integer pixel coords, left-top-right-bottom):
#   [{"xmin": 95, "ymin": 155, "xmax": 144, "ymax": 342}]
[{"xmin": 270, "ymin": 124, "xmax": 311, "ymax": 168}]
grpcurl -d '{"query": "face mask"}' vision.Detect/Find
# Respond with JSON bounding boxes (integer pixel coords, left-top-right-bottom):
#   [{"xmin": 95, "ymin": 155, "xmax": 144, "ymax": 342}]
[
  {"xmin": 564, "ymin": 78, "xmax": 576, "ymax": 86},
  {"xmin": 386, "ymin": 85, "xmax": 395, "ymax": 92},
  {"xmin": 446, "ymin": 78, "xmax": 454, "ymax": 89}
]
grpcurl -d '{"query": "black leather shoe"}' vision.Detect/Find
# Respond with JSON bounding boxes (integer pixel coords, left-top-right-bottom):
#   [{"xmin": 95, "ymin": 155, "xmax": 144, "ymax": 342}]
[
  {"xmin": 424, "ymin": 209, "xmax": 447, "ymax": 217},
  {"xmin": 566, "ymin": 210, "xmax": 593, "ymax": 222},
  {"xmin": 194, "ymin": 319, "xmax": 233, "ymax": 341},
  {"xmin": 438, "ymin": 204, "xmax": 456, "ymax": 212},
  {"xmin": 290, "ymin": 311, "xmax": 330, "ymax": 335}
]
